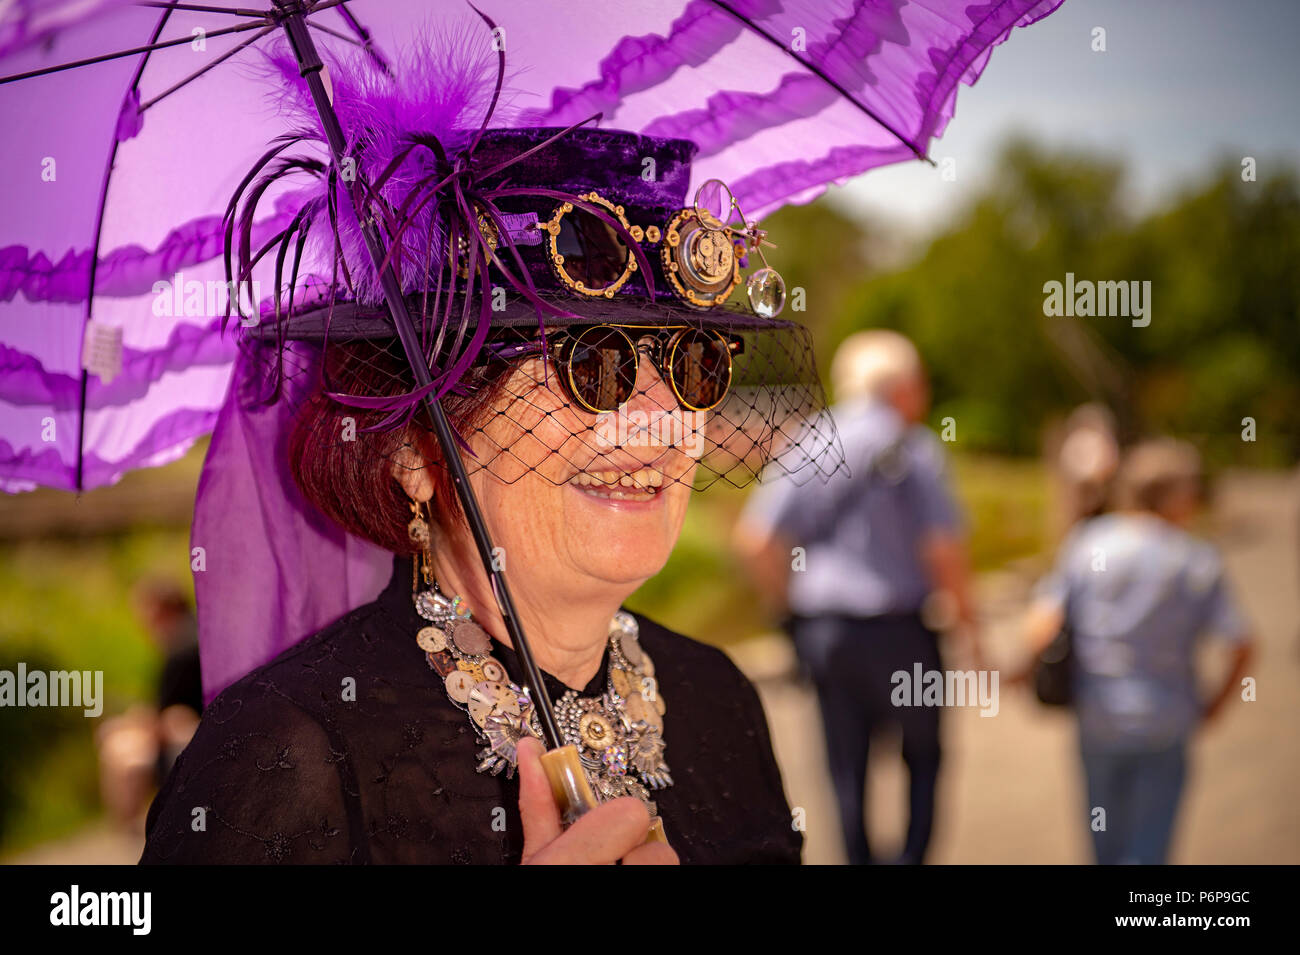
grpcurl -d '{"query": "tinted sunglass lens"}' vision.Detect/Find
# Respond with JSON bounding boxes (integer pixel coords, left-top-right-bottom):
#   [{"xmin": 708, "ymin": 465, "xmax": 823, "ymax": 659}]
[
  {"xmin": 568, "ymin": 327, "xmax": 637, "ymax": 412},
  {"xmin": 671, "ymin": 330, "xmax": 732, "ymax": 410},
  {"xmin": 556, "ymin": 208, "xmax": 629, "ymax": 290}
]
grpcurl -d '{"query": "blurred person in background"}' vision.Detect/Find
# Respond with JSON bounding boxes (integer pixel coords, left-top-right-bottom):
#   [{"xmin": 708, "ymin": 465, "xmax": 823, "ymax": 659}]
[
  {"xmin": 137, "ymin": 580, "xmax": 203, "ymax": 722},
  {"xmin": 95, "ymin": 580, "xmax": 201, "ymax": 829},
  {"xmin": 734, "ymin": 330, "xmax": 980, "ymax": 865},
  {"xmin": 1022, "ymin": 438, "xmax": 1254, "ymax": 864},
  {"xmin": 1053, "ymin": 403, "xmax": 1121, "ymax": 531}
]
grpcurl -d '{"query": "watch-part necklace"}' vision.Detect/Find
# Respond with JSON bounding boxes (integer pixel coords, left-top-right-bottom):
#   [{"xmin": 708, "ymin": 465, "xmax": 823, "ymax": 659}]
[{"xmin": 412, "ymin": 576, "xmax": 674, "ymax": 816}]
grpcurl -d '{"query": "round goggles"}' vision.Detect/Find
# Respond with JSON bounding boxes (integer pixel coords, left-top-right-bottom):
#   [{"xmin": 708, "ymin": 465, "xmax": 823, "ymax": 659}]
[
  {"xmin": 538, "ymin": 180, "xmax": 786, "ymax": 317},
  {"xmin": 554, "ymin": 324, "xmax": 738, "ymax": 414}
]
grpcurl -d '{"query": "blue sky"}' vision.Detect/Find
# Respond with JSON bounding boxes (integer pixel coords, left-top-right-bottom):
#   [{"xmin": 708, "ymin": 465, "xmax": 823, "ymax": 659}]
[{"xmin": 831, "ymin": 0, "xmax": 1300, "ymax": 233}]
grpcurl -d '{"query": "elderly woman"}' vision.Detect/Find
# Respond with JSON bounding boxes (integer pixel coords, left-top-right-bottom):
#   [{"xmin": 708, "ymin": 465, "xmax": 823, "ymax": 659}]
[{"xmin": 139, "ymin": 44, "xmax": 840, "ymax": 865}]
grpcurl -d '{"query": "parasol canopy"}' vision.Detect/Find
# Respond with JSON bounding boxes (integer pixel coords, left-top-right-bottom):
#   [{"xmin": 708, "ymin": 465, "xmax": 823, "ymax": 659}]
[
  {"xmin": 1, "ymin": 0, "xmax": 1064, "ymax": 493},
  {"xmin": 1, "ymin": 0, "xmax": 1067, "ymax": 706}
]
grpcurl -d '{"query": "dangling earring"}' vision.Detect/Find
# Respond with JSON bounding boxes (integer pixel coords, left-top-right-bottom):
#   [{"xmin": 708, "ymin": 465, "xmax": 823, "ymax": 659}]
[{"xmin": 408, "ymin": 497, "xmax": 434, "ymax": 591}]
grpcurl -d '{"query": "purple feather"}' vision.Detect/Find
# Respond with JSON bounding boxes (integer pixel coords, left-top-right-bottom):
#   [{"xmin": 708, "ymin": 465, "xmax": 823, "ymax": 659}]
[{"xmin": 253, "ymin": 24, "xmax": 518, "ymax": 306}]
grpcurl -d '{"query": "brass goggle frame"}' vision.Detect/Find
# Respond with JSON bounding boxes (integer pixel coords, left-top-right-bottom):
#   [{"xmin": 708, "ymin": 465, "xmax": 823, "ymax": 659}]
[{"xmin": 535, "ymin": 180, "xmax": 784, "ymax": 316}]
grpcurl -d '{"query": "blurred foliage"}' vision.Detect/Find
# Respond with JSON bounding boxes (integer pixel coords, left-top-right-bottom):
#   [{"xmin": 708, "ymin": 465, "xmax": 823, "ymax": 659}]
[
  {"xmin": 762, "ymin": 141, "xmax": 1300, "ymax": 465},
  {"xmin": 0, "ymin": 647, "xmax": 84, "ymax": 847},
  {"xmin": 0, "ymin": 530, "xmax": 191, "ymax": 856}
]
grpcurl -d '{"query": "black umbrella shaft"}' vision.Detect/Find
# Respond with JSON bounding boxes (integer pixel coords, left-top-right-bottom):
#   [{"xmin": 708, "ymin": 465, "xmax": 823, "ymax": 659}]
[{"xmin": 274, "ymin": 3, "xmax": 564, "ymax": 750}]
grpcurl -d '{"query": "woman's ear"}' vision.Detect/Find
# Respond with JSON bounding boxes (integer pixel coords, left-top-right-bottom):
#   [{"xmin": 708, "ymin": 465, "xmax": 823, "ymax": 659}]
[{"xmin": 390, "ymin": 441, "xmax": 436, "ymax": 503}]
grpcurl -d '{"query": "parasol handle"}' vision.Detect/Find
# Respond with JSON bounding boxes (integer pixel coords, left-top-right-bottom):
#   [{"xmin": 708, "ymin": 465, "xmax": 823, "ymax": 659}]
[{"xmin": 539, "ymin": 745, "xmax": 667, "ymax": 846}]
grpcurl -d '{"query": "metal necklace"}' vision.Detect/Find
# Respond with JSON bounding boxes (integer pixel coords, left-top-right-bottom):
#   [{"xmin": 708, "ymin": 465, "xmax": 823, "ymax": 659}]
[{"xmin": 412, "ymin": 581, "xmax": 673, "ymax": 816}]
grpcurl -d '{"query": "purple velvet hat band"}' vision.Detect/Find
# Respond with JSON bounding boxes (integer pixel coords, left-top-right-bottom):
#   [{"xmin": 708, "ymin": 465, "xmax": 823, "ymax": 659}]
[{"xmin": 464, "ymin": 126, "xmax": 697, "ymax": 301}]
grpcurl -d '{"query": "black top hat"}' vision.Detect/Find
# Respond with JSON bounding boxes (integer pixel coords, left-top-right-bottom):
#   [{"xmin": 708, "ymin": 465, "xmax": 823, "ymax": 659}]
[{"xmin": 237, "ymin": 125, "xmax": 794, "ymax": 345}]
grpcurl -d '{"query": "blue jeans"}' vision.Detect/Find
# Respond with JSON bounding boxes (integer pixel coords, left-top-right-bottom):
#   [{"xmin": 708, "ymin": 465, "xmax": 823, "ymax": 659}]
[{"xmin": 1080, "ymin": 741, "xmax": 1188, "ymax": 864}]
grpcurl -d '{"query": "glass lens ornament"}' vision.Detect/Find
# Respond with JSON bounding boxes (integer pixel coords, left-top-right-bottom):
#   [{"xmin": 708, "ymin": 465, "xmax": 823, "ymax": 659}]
[
  {"xmin": 693, "ymin": 178, "xmax": 736, "ymax": 227},
  {"xmin": 746, "ymin": 267, "xmax": 786, "ymax": 318}
]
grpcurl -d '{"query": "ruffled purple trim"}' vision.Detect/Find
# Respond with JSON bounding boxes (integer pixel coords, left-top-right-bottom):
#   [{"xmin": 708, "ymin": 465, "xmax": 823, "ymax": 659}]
[
  {"xmin": 520, "ymin": 0, "xmax": 746, "ymax": 126},
  {"xmin": 529, "ymin": 0, "xmax": 1065, "ymax": 219},
  {"xmin": 732, "ymin": 141, "xmax": 916, "ymax": 218},
  {"xmin": 914, "ymin": 0, "xmax": 1066, "ymax": 145},
  {"xmin": 642, "ymin": 1, "xmax": 905, "ymax": 156},
  {"xmin": 719, "ymin": 0, "xmax": 1064, "ymax": 215},
  {"xmin": 644, "ymin": 74, "xmax": 824, "ymax": 155},
  {"xmin": 0, "ymin": 405, "xmax": 217, "ymax": 492},
  {"xmin": 0, "ymin": 316, "xmax": 238, "ymax": 408},
  {"xmin": 0, "ymin": 207, "xmax": 299, "ymax": 305}
]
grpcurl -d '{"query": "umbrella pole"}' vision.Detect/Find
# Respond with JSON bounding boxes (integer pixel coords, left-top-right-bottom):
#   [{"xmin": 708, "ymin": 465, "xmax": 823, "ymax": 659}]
[
  {"xmin": 273, "ymin": 4, "xmax": 669, "ymax": 846},
  {"xmin": 271, "ymin": 3, "xmax": 563, "ymax": 747}
]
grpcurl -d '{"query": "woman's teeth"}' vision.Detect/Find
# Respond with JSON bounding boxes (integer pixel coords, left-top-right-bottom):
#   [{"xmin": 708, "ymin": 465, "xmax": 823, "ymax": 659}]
[{"xmin": 569, "ymin": 467, "xmax": 665, "ymax": 499}]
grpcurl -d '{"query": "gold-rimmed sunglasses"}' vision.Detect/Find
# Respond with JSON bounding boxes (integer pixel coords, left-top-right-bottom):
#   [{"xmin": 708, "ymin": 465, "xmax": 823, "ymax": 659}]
[{"xmin": 488, "ymin": 323, "xmax": 742, "ymax": 414}]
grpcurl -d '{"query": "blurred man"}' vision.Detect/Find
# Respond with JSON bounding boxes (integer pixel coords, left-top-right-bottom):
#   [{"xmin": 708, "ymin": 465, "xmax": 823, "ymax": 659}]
[
  {"xmin": 1023, "ymin": 438, "xmax": 1254, "ymax": 864},
  {"xmin": 735, "ymin": 330, "xmax": 979, "ymax": 864}
]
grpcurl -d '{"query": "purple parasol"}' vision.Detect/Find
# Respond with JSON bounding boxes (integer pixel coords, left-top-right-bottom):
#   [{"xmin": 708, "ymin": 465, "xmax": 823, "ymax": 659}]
[{"xmin": 0, "ymin": 0, "xmax": 1065, "ymax": 702}]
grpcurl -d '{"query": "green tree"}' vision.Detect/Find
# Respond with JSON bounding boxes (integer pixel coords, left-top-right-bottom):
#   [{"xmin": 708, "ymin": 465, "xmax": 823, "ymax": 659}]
[{"xmin": 816, "ymin": 141, "xmax": 1300, "ymax": 464}]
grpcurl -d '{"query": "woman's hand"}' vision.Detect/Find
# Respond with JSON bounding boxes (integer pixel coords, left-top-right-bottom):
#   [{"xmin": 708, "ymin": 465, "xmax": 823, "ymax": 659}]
[{"xmin": 516, "ymin": 736, "xmax": 679, "ymax": 865}]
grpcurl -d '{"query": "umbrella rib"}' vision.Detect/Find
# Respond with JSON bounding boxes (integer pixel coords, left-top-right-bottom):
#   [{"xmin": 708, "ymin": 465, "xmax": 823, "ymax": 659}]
[
  {"xmin": 702, "ymin": 0, "xmax": 934, "ymax": 166},
  {"xmin": 135, "ymin": 2, "xmax": 271, "ymax": 15},
  {"xmin": 75, "ymin": 3, "xmax": 177, "ymax": 491},
  {"xmin": 140, "ymin": 25, "xmax": 277, "ymax": 111},
  {"xmin": 304, "ymin": 0, "xmax": 353, "ymax": 16},
  {"xmin": 305, "ymin": 19, "xmax": 364, "ymax": 47},
  {"xmin": 332, "ymin": 0, "xmax": 391, "ymax": 75},
  {"xmin": 0, "ymin": 19, "xmax": 270, "ymax": 86}
]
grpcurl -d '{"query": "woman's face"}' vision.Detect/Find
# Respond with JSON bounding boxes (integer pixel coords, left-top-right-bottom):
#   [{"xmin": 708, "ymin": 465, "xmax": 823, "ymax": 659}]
[{"xmin": 454, "ymin": 351, "xmax": 700, "ymax": 595}]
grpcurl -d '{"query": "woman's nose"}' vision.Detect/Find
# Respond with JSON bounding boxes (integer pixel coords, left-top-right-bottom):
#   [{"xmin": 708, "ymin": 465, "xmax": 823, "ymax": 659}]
[{"xmin": 626, "ymin": 352, "xmax": 679, "ymax": 415}]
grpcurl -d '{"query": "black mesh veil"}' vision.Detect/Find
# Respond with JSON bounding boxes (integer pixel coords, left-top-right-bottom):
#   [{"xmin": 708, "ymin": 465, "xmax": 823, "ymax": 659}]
[{"xmin": 241, "ymin": 297, "xmax": 845, "ymax": 500}]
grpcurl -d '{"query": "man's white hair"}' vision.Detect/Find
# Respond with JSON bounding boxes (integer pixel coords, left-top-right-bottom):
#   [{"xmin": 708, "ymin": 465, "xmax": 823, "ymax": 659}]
[{"xmin": 831, "ymin": 330, "xmax": 922, "ymax": 402}]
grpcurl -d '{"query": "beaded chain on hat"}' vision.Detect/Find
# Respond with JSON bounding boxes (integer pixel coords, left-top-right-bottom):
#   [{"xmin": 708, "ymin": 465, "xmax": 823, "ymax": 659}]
[{"xmin": 407, "ymin": 501, "xmax": 672, "ymax": 815}]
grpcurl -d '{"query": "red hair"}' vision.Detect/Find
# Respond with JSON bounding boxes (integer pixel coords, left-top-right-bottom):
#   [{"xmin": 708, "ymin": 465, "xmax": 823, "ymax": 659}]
[{"xmin": 288, "ymin": 340, "xmax": 511, "ymax": 554}]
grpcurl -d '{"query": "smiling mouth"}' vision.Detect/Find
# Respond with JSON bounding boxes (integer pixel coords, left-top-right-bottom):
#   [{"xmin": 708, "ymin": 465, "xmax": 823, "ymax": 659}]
[{"xmin": 568, "ymin": 467, "xmax": 666, "ymax": 501}]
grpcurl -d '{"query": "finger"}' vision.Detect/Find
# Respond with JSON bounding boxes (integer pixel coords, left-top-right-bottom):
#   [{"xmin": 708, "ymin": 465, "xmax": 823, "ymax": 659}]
[
  {"xmin": 535, "ymin": 797, "xmax": 650, "ymax": 865},
  {"xmin": 516, "ymin": 736, "xmax": 563, "ymax": 860},
  {"xmin": 621, "ymin": 841, "xmax": 680, "ymax": 866}
]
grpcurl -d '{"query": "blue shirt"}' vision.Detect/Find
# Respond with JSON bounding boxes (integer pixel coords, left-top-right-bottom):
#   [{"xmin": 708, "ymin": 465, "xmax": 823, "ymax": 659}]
[
  {"xmin": 1038, "ymin": 513, "xmax": 1250, "ymax": 751},
  {"xmin": 742, "ymin": 398, "xmax": 962, "ymax": 617}
]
